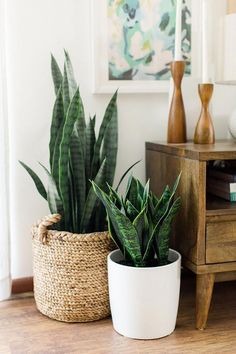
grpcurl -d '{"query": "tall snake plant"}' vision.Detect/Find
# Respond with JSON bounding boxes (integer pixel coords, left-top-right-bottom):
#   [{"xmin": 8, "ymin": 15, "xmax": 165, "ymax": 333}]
[
  {"xmin": 92, "ymin": 174, "xmax": 181, "ymax": 267},
  {"xmin": 20, "ymin": 51, "xmax": 130, "ymax": 233}
]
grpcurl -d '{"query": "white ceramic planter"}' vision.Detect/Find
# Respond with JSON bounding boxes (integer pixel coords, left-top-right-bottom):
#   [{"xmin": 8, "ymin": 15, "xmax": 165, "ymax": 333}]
[{"xmin": 108, "ymin": 249, "xmax": 181, "ymax": 339}]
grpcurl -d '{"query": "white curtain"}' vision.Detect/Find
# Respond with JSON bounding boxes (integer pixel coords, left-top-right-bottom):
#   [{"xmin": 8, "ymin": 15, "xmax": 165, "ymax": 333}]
[{"xmin": 0, "ymin": 0, "xmax": 11, "ymax": 301}]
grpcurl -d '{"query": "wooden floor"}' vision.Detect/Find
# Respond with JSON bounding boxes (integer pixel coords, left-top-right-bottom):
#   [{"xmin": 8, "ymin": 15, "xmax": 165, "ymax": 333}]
[{"xmin": 1, "ymin": 276, "xmax": 236, "ymax": 354}]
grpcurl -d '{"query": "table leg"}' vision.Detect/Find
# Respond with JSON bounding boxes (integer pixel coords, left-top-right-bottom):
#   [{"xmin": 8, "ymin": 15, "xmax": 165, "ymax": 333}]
[{"xmin": 196, "ymin": 273, "xmax": 215, "ymax": 330}]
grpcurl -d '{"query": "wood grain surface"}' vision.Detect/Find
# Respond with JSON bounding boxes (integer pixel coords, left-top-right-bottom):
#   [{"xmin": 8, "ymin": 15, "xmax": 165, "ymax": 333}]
[
  {"xmin": 1, "ymin": 277, "xmax": 236, "ymax": 353},
  {"xmin": 206, "ymin": 221, "xmax": 236, "ymax": 263},
  {"xmin": 146, "ymin": 140, "xmax": 236, "ymax": 161},
  {"xmin": 146, "ymin": 149, "xmax": 206, "ymax": 265}
]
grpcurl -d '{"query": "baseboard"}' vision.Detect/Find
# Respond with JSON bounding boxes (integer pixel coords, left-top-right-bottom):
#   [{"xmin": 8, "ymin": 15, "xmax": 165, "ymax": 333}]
[{"xmin": 11, "ymin": 277, "xmax": 33, "ymax": 294}]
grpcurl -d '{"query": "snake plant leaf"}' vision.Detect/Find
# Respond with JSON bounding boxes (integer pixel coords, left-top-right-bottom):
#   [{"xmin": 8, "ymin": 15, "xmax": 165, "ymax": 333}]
[
  {"xmin": 39, "ymin": 163, "xmax": 64, "ymax": 221},
  {"xmin": 101, "ymin": 103, "xmax": 118, "ymax": 187},
  {"xmin": 59, "ymin": 87, "xmax": 82, "ymax": 229},
  {"xmin": 67, "ymin": 157, "xmax": 76, "ymax": 231},
  {"xmin": 133, "ymin": 208, "xmax": 147, "ymax": 248},
  {"xmin": 80, "ymin": 159, "xmax": 107, "ymax": 233},
  {"xmin": 92, "ymin": 181, "xmax": 143, "ymax": 266},
  {"xmin": 85, "ymin": 116, "xmax": 96, "ymax": 182},
  {"xmin": 153, "ymin": 173, "xmax": 181, "ymax": 222},
  {"xmin": 91, "ymin": 90, "xmax": 118, "ymax": 179},
  {"xmin": 153, "ymin": 185, "xmax": 171, "ymax": 223},
  {"xmin": 142, "ymin": 180, "xmax": 150, "ymax": 208},
  {"xmin": 156, "ymin": 197, "xmax": 181, "ymax": 265},
  {"xmin": 107, "ymin": 184, "xmax": 122, "ymax": 209},
  {"xmin": 107, "ymin": 215, "xmax": 123, "ymax": 250},
  {"xmin": 125, "ymin": 176, "xmax": 140, "ymax": 211},
  {"xmin": 51, "ymin": 122, "xmax": 64, "ymax": 190},
  {"xmin": 115, "ymin": 160, "xmax": 141, "ymax": 192},
  {"xmin": 74, "ymin": 92, "xmax": 86, "ymax": 155},
  {"xmin": 49, "ymin": 86, "xmax": 64, "ymax": 170},
  {"xmin": 62, "ymin": 64, "xmax": 71, "ymax": 115},
  {"xmin": 125, "ymin": 200, "xmax": 139, "ymax": 221},
  {"xmin": 64, "ymin": 50, "xmax": 77, "ymax": 96},
  {"xmin": 70, "ymin": 130, "xmax": 86, "ymax": 227},
  {"xmin": 51, "ymin": 54, "xmax": 63, "ymax": 95},
  {"xmin": 19, "ymin": 161, "xmax": 47, "ymax": 201},
  {"xmin": 142, "ymin": 175, "xmax": 181, "ymax": 262}
]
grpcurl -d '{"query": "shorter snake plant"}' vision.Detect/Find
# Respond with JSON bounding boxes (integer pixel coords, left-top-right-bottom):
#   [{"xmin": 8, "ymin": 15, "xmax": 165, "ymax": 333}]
[{"xmin": 92, "ymin": 174, "xmax": 181, "ymax": 267}]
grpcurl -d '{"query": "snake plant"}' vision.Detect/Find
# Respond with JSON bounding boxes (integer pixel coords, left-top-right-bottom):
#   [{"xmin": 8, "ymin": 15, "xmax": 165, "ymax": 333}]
[
  {"xmin": 20, "ymin": 51, "xmax": 134, "ymax": 233},
  {"xmin": 92, "ymin": 174, "xmax": 181, "ymax": 267}
]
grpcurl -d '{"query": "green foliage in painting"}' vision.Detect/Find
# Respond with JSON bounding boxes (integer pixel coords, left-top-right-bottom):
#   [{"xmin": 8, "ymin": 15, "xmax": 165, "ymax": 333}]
[
  {"xmin": 20, "ymin": 51, "xmax": 135, "ymax": 233},
  {"xmin": 92, "ymin": 174, "xmax": 181, "ymax": 267}
]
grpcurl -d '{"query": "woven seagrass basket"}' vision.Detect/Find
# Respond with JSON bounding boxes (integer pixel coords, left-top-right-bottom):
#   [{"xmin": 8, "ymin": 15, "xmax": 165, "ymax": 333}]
[{"xmin": 31, "ymin": 214, "xmax": 115, "ymax": 322}]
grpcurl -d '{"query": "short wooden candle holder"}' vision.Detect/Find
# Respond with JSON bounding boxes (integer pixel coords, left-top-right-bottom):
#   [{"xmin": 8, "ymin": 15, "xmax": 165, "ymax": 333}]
[
  {"xmin": 167, "ymin": 61, "xmax": 187, "ymax": 144},
  {"xmin": 194, "ymin": 84, "xmax": 215, "ymax": 145}
]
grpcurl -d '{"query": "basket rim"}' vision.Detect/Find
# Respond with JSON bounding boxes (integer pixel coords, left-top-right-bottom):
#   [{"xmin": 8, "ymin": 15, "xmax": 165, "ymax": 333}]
[{"xmin": 32, "ymin": 225, "xmax": 110, "ymax": 243}]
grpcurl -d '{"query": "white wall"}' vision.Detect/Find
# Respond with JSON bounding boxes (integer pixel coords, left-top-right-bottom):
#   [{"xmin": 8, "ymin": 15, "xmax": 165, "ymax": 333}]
[{"xmin": 4, "ymin": 0, "xmax": 236, "ymax": 278}]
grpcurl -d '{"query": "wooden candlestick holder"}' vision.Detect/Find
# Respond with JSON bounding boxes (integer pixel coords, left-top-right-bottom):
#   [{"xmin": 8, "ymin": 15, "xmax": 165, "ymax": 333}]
[
  {"xmin": 167, "ymin": 61, "xmax": 187, "ymax": 143},
  {"xmin": 194, "ymin": 84, "xmax": 215, "ymax": 145}
]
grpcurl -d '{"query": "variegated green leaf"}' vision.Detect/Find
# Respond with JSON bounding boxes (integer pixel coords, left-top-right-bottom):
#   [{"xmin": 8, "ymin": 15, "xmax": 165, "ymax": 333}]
[
  {"xmin": 51, "ymin": 54, "xmax": 63, "ymax": 95},
  {"xmin": 49, "ymin": 86, "xmax": 64, "ymax": 170},
  {"xmin": 62, "ymin": 64, "xmax": 71, "ymax": 115},
  {"xmin": 64, "ymin": 50, "xmax": 77, "ymax": 95},
  {"xmin": 91, "ymin": 91, "xmax": 117, "ymax": 179},
  {"xmin": 39, "ymin": 163, "xmax": 64, "ymax": 224},
  {"xmin": 59, "ymin": 87, "xmax": 82, "ymax": 229},
  {"xmin": 92, "ymin": 181, "xmax": 143, "ymax": 266},
  {"xmin": 85, "ymin": 116, "xmax": 96, "ymax": 181},
  {"xmin": 101, "ymin": 103, "xmax": 118, "ymax": 187},
  {"xmin": 70, "ymin": 130, "xmax": 86, "ymax": 228},
  {"xmin": 156, "ymin": 197, "xmax": 181, "ymax": 265},
  {"xmin": 19, "ymin": 161, "xmax": 47, "ymax": 201},
  {"xmin": 143, "ymin": 175, "xmax": 181, "ymax": 262},
  {"xmin": 80, "ymin": 159, "xmax": 106, "ymax": 233}
]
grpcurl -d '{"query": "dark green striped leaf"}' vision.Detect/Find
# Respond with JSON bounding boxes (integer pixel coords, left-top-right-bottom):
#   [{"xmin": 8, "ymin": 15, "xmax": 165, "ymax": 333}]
[
  {"xmin": 101, "ymin": 103, "xmax": 118, "ymax": 187},
  {"xmin": 51, "ymin": 54, "xmax": 63, "ymax": 95},
  {"xmin": 64, "ymin": 50, "xmax": 77, "ymax": 96},
  {"xmin": 19, "ymin": 161, "xmax": 47, "ymax": 201},
  {"xmin": 92, "ymin": 181, "xmax": 143, "ymax": 266},
  {"xmin": 62, "ymin": 64, "xmax": 71, "ymax": 115},
  {"xmin": 59, "ymin": 87, "xmax": 82, "ymax": 229},
  {"xmin": 80, "ymin": 159, "xmax": 106, "ymax": 233},
  {"xmin": 52, "ymin": 122, "xmax": 64, "ymax": 190},
  {"xmin": 39, "ymin": 163, "xmax": 64, "ymax": 221},
  {"xmin": 156, "ymin": 197, "xmax": 181, "ymax": 265},
  {"xmin": 70, "ymin": 130, "xmax": 86, "ymax": 229},
  {"xmin": 85, "ymin": 116, "xmax": 96, "ymax": 181},
  {"xmin": 91, "ymin": 91, "xmax": 117, "ymax": 179},
  {"xmin": 49, "ymin": 86, "xmax": 64, "ymax": 170}
]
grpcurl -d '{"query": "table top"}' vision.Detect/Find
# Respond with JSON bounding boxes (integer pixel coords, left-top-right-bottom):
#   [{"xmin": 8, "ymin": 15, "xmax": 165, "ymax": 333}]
[{"xmin": 146, "ymin": 140, "xmax": 236, "ymax": 161}]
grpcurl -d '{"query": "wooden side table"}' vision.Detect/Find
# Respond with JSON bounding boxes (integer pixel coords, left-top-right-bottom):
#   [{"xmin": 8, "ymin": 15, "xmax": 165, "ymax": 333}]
[{"xmin": 146, "ymin": 140, "xmax": 236, "ymax": 330}]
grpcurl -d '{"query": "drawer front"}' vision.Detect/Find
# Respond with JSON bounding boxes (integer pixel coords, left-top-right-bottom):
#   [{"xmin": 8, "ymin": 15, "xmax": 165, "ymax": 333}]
[{"xmin": 206, "ymin": 221, "xmax": 236, "ymax": 263}]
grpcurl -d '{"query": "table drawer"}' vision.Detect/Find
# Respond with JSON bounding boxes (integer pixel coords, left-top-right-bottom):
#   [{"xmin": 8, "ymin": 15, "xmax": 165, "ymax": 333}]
[{"xmin": 206, "ymin": 221, "xmax": 236, "ymax": 263}]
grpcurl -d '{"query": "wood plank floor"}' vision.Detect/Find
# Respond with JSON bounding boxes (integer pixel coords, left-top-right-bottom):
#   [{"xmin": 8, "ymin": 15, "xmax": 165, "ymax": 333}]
[{"xmin": 1, "ymin": 276, "xmax": 236, "ymax": 354}]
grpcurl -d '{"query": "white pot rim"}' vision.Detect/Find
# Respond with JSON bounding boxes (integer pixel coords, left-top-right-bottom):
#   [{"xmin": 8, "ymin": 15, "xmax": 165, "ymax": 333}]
[{"xmin": 108, "ymin": 248, "xmax": 181, "ymax": 271}]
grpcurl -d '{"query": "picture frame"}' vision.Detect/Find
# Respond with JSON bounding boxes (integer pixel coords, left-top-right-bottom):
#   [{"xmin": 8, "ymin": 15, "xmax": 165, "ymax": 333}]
[{"xmin": 92, "ymin": 0, "xmax": 202, "ymax": 94}]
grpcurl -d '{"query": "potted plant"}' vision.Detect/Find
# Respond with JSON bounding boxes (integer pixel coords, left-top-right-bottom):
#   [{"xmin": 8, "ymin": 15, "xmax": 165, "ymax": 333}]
[
  {"xmin": 92, "ymin": 175, "xmax": 181, "ymax": 339},
  {"xmin": 19, "ymin": 51, "xmax": 135, "ymax": 322}
]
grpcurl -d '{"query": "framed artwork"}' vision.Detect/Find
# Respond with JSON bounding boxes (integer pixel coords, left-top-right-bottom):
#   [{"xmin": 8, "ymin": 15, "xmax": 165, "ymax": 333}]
[{"xmin": 92, "ymin": 0, "xmax": 202, "ymax": 93}]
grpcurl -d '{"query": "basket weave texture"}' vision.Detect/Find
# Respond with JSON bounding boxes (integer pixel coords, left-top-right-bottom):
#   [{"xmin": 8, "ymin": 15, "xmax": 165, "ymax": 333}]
[{"xmin": 32, "ymin": 214, "xmax": 115, "ymax": 322}]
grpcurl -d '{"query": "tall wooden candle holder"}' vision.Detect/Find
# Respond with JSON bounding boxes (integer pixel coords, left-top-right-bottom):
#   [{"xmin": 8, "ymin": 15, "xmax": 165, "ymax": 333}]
[
  {"xmin": 167, "ymin": 61, "xmax": 187, "ymax": 143},
  {"xmin": 194, "ymin": 84, "xmax": 215, "ymax": 144}
]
